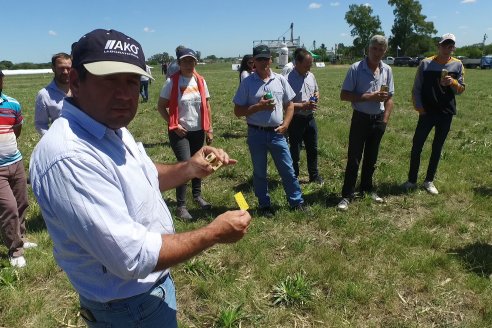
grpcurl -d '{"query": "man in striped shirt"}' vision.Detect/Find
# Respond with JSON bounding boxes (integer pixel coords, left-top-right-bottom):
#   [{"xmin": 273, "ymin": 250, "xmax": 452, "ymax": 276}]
[{"xmin": 0, "ymin": 70, "xmax": 32, "ymax": 268}]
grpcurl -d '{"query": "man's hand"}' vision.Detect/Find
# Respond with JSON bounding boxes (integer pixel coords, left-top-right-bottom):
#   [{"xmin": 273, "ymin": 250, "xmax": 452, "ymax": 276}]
[
  {"xmin": 187, "ymin": 146, "xmax": 237, "ymax": 178},
  {"xmin": 206, "ymin": 131, "xmax": 213, "ymax": 145},
  {"xmin": 274, "ymin": 124, "xmax": 288, "ymax": 134},
  {"xmin": 258, "ymin": 97, "xmax": 276, "ymax": 111},
  {"xmin": 369, "ymin": 91, "xmax": 389, "ymax": 103},
  {"xmin": 441, "ymin": 75, "xmax": 453, "ymax": 87},
  {"xmin": 205, "ymin": 210, "xmax": 252, "ymax": 243},
  {"xmin": 303, "ymin": 101, "xmax": 318, "ymax": 111}
]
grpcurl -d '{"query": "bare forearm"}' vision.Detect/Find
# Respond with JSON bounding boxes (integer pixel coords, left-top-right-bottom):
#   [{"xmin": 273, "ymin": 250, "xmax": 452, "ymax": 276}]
[
  {"xmin": 340, "ymin": 90, "xmax": 367, "ymax": 103},
  {"xmin": 383, "ymin": 98, "xmax": 394, "ymax": 122},
  {"xmin": 282, "ymin": 102, "xmax": 294, "ymax": 127},
  {"xmin": 154, "ymin": 226, "xmax": 218, "ymax": 271},
  {"xmin": 157, "ymin": 98, "xmax": 170, "ymax": 123},
  {"xmin": 234, "ymin": 103, "xmax": 260, "ymax": 117}
]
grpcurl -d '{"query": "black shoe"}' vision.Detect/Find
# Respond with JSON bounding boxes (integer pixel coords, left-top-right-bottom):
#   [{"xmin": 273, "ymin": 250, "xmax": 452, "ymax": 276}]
[
  {"xmin": 176, "ymin": 206, "xmax": 194, "ymax": 221},
  {"xmin": 258, "ymin": 206, "xmax": 276, "ymax": 218},
  {"xmin": 194, "ymin": 196, "xmax": 211, "ymax": 210},
  {"xmin": 291, "ymin": 203, "xmax": 308, "ymax": 212},
  {"xmin": 309, "ymin": 176, "xmax": 324, "ymax": 186}
]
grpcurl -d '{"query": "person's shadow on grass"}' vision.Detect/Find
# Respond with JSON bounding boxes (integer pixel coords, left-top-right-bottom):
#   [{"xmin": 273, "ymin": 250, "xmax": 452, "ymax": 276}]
[{"xmin": 450, "ymin": 242, "xmax": 492, "ymax": 278}]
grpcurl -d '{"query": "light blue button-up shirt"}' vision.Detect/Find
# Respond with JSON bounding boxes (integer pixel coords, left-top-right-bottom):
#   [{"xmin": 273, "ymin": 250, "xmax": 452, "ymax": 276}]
[
  {"xmin": 30, "ymin": 99, "xmax": 174, "ymax": 302},
  {"xmin": 233, "ymin": 71, "xmax": 295, "ymax": 127},
  {"xmin": 341, "ymin": 58, "xmax": 394, "ymax": 115},
  {"xmin": 34, "ymin": 79, "xmax": 68, "ymax": 136}
]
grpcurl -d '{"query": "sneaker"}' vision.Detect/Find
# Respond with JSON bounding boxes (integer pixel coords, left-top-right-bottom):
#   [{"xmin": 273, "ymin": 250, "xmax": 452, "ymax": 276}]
[
  {"xmin": 370, "ymin": 192, "xmax": 384, "ymax": 203},
  {"xmin": 194, "ymin": 196, "xmax": 212, "ymax": 210},
  {"xmin": 402, "ymin": 181, "xmax": 417, "ymax": 191},
  {"xmin": 176, "ymin": 206, "xmax": 194, "ymax": 221},
  {"xmin": 23, "ymin": 241, "xmax": 38, "ymax": 249},
  {"xmin": 337, "ymin": 198, "xmax": 350, "ymax": 211},
  {"xmin": 423, "ymin": 181, "xmax": 439, "ymax": 195},
  {"xmin": 258, "ymin": 206, "xmax": 276, "ymax": 218},
  {"xmin": 309, "ymin": 176, "xmax": 324, "ymax": 186},
  {"xmin": 9, "ymin": 256, "xmax": 26, "ymax": 268}
]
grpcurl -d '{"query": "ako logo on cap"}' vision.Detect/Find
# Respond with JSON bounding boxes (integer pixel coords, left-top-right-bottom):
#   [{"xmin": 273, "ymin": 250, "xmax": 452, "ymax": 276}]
[{"xmin": 71, "ymin": 29, "xmax": 153, "ymax": 79}]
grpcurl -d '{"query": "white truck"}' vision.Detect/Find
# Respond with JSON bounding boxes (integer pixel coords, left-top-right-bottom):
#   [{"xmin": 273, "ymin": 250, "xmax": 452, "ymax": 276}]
[{"xmin": 383, "ymin": 56, "xmax": 394, "ymax": 65}]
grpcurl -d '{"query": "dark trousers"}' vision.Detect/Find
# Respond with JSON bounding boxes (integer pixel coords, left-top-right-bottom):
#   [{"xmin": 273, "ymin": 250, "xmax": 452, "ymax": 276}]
[
  {"xmin": 341, "ymin": 111, "xmax": 386, "ymax": 198},
  {"xmin": 0, "ymin": 160, "xmax": 28, "ymax": 258},
  {"xmin": 140, "ymin": 80, "xmax": 149, "ymax": 101},
  {"xmin": 288, "ymin": 114, "xmax": 319, "ymax": 180},
  {"xmin": 168, "ymin": 129, "xmax": 205, "ymax": 207},
  {"xmin": 408, "ymin": 113, "xmax": 453, "ymax": 183}
]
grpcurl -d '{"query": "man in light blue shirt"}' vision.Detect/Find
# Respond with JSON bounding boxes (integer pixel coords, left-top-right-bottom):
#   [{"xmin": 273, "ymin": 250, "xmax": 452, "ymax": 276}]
[
  {"xmin": 233, "ymin": 45, "xmax": 305, "ymax": 215},
  {"xmin": 34, "ymin": 53, "xmax": 71, "ymax": 136},
  {"xmin": 30, "ymin": 29, "xmax": 251, "ymax": 328}
]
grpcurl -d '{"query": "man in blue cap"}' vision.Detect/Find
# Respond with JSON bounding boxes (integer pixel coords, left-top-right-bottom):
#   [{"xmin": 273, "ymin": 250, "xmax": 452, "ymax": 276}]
[{"xmin": 30, "ymin": 29, "xmax": 251, "ymax": 327}]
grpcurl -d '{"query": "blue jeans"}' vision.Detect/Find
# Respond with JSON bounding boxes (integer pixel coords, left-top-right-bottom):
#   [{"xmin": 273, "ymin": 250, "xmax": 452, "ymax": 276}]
[
  {"xmin": 288, "ymin": 114, "xmax": 319, "ymax": 180},
  {"xmin": 408, "ymin": 112, "xmax": 453, "ymax": 183},
  {"xmin": 247, "ymin": 126, "xmax": 303, "ymax": 208},
  {"xmin": 140, "ymin": 80, "xmax": 149, "ymax": 101},
  {"xmin": 79, "ymin": 274, "xmax": 177, "ymax": 328}
]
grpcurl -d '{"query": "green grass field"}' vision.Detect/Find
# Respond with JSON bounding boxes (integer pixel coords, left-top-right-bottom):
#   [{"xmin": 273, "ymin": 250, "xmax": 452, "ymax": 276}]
[{"xmin": 1, "ymin": 63, "xmax": 491, "ymax": 327}]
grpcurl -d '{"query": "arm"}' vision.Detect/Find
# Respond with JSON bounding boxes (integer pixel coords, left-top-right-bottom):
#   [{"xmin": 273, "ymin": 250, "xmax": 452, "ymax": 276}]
[
  {"xmin": 156, "ymin": 97, "xmax": 170, "ymax": 123},
  {"xmin": 412, "ymin": 62, "xmax": 425, "ymax": 114},
  {"xmin": 340, "ymin": 89, "xmax": 385, "ymax": 103},
  {"xmin": 275, "ymin": 101, "xmax": 294, "ymax": 134},
  {"xmin": 234, "ymin": 98, "xmax": 275, "ymax": 118},
  {"xmin": 154, "ymin": 146, "xmax": 237, "ymax": 192},
  {"xmin": 34, "ymin": 93, "xmax": 49, "ymax": 136},
  {"xmin": 205, "ymin": 98, "xmax": 213, "ymax": 145},
  {"xmin": 13, "ymin": 124, "xmax": 22, "ymax": 138},
  {"xmin": 154, "ymin": 210, "xmax": 251, "ymax": 271},
  {"xmin": 383, "ymin": 97, "xmax": 394, "ymax": 123}
]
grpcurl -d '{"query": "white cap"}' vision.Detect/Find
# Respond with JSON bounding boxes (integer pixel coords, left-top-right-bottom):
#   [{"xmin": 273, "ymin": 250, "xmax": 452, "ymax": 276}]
[{"xmin": 439, "ymin": 33, "xmax": 456, "ymax": 44}]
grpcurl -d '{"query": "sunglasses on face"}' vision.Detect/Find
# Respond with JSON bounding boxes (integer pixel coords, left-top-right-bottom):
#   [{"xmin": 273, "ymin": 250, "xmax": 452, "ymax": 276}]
[{"xmin": 255, "ymin": 57, "xmax": 270, "ymax": 62}]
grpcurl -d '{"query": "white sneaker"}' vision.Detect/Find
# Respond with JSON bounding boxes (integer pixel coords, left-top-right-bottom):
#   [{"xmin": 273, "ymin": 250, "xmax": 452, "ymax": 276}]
[
  {"xmin": 23, "ymin": 241, "xmax": 38, "ymax": 249},
  {"xmin": 423, "ymin": 181, "xmax": 439, "ymax": 195},
  {"xmin": 402, "ymin": 181, "xmax": 417, "ymax": 191},
  {"xmin": 370, "ymin": 192, "xmax": 384, "ymax": 203},
  {"xmin": 337, "ymin": 198, "xmax": 350, "ymax": 211},
  {"xmin": 9, "ymin": 256, "xmax": 26, "ymax": 268}
]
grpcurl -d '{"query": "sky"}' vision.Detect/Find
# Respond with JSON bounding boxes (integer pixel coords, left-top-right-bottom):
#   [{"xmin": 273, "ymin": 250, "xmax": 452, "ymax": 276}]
[{"xmin": 2, "ymin": 0, "xmax": 491, "ymax": 63}]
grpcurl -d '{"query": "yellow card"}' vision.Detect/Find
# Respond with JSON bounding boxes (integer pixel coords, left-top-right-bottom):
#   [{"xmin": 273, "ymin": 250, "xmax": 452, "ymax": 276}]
[{"xmin": 234, "ymin": 192, "xmax": 249, "ymax": 211}]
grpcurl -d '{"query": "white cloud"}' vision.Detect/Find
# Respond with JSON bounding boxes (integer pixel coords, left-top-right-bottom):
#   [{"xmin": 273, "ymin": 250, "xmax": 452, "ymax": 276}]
[
  {"xmin": 308, "ymin": 3, "xmax": 322, "ymax": 9},
  {"xmin": 340, "ymin": 33, "xmax": 349, "ymax": 37},
  {"xmin": 48, "ymin": 30, "xmax": 57, "ymax": 36},
  {"xmin": 461, "ymin": 0, "xmax": 476, "ymax": 4},
  {"xmin": 363, "ymin": 3, "xmax": 371, "ymax": 7},
  {"xmin": 330, "ymin": 2, "xmax": 340, "ymax": 6},
  {"xmin": 143, "ymin": 27, "xmax": 155, "ymax": 33}
]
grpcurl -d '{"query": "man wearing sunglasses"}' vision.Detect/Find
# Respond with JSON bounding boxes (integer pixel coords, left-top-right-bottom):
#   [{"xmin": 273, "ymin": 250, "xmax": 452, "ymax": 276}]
[
  {"xmin": 402, "ymin": 33, "xmax": 465, "ymax": 195},
  {"xmin": 233, "ymin": 45, "xmax": 305, "ymax": 215}
]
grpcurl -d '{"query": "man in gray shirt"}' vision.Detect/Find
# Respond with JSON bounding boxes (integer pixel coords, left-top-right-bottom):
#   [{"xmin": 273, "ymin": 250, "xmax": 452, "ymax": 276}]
[{"xmin": 34, "ymin": 53, "xmax": 71, "ymax": 136}]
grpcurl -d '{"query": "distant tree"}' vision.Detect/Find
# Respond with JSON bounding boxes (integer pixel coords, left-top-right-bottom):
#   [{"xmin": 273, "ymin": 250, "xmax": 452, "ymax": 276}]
[
  {"xmin": 0, "ymin": 60, "xmax": 14, "ymax": 69},
  {"xmin": 345, "ymin": 4, "xmax": 383, "ymax": 56},
  {"xmin": 388, "ymin": 0, "xmax": 436, "ymax": 56},
  {"xmin": 147, "ymin": 52, "xmax": 170, "ymax": 65},
  {"xmin": 205, "ymin": 55, "xmax": 217, "ymax": 61},
  {"xmin": 195, "ymin": 51, "xmax": 201, "ymax": 62}
]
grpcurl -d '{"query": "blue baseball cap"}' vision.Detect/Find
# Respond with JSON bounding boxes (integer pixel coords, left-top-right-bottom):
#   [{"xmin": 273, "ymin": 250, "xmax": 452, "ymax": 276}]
[{"xmin": 71, "ymin": 29, "xmax": 152, "ymax": 79}]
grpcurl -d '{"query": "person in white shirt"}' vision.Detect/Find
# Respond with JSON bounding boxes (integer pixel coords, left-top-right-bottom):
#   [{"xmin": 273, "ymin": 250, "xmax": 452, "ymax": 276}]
[
  {"xmin": 30, "ymin": 29, "xmax": 251, "ymax": 328},
  {"xmin": 34, "ymin": 53, "xmax": 71, "ymax": 136}
]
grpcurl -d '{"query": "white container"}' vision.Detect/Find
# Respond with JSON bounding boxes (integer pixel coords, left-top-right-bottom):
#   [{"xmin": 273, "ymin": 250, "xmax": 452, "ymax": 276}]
[{"xmin": 278, "ymin": 44, "xmax": 289, "ymax": 68}]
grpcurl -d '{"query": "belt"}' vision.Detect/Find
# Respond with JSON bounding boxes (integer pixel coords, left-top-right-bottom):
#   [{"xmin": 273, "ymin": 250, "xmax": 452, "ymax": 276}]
[
  {"xmin": 247, "ymin": 123, "xmax": 278, "ymax": 132},
  {"xmin": 353, "ymin": 110, "xmax": 384, "ymax": 120}
]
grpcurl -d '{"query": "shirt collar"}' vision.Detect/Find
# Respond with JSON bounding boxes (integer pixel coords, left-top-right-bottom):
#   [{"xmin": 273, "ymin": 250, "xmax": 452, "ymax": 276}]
[{"xmin": 62, "ymin": 98, "xmax": 116, "ymax": 140}]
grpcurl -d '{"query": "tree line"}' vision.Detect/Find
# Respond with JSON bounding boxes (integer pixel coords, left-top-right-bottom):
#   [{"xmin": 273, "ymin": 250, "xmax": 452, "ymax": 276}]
[{"xmin": 1, "ymin": 0, "xmax": 489, "ymax": 69}]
